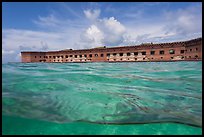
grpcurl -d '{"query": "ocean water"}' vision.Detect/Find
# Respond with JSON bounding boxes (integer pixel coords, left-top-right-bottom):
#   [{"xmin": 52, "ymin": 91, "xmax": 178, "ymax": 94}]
[{"xmin": 2, "ymin": 61, "xmax": 202, "ymax": 135}]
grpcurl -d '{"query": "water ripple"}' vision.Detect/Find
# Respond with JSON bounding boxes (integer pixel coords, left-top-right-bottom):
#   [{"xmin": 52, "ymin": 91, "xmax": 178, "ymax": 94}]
[{"xmin": 2, "ymin": 62, "xmax": 202, "ymax": 127}]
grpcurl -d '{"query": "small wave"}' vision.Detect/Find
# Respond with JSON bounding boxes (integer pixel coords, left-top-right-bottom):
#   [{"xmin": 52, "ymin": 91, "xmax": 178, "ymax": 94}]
[{"xmin": 2, "ymin": 62, "xmax": 202, "ymax": 127}]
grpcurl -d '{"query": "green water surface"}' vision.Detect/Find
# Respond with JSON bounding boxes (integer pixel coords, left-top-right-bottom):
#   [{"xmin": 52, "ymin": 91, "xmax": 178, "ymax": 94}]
[{"xmin": 2, "ymin": 62, "xmax": 202, "ymax": 135}]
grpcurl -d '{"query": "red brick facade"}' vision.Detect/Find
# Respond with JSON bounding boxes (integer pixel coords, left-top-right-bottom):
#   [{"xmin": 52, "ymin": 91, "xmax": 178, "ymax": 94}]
[{"xmin": 21, "ymin": 37, "xmax": 202, "ymax": 63}]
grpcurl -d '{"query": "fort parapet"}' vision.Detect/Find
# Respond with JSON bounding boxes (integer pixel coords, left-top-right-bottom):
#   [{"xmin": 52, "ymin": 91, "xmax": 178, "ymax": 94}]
[{"xmin": 21, "ymin": 37, "xmax": 202, "ymax": 63}]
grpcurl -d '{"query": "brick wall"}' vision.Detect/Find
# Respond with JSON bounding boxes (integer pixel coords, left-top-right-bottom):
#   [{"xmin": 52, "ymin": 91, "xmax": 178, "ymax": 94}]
[{"xmin": 21, "ymin": 37, "xmax": 202, "ymax": 63}]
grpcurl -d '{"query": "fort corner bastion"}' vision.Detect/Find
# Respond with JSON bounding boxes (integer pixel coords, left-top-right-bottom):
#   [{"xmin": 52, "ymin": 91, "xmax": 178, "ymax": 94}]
[{"xmin": 21, "ymin": 37, "xmax": 202, "ymax": 63}]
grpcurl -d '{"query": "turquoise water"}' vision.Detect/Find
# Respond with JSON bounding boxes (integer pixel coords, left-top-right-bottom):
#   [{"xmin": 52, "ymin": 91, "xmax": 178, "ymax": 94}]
[{"xmin": 2, "ymin": 62, "xmax": 202, "ymax": 135}]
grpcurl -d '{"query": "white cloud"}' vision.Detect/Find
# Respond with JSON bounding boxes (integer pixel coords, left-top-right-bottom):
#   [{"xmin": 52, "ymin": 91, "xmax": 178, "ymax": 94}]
[
  {"xmin": 2, "ymin": 27, "xmax": 83, "ymax": 62},
  {"xmin": 2, "ymin": 49, "xmax": 15, "ymax": 55},
  {"xmin": 33, "ymin": 14, "xmax": 61, "ymax": 27},
  {"xmin": 5, "ymin": 29, "xmax": 82, "ymax": 51},
  {"xmin": 2, "ymin": 49, "xmax": 17, "ymax": 63},
  {"xmin": 81, "ymin": 16, "xmax": 126, "ymax": 46},
  {"xmin": 84, "ymin": 9, "xmax": 101, "ymax": 21},
  {"xmin": 163, "ymin": 6, "xmax": 202, "ymax": 36},
  {"xmin": 101, "ymin": 17, "xmax": 125, "ymax": 34},
  {"xmin": 121, "ymin": 4, "xmax": 202, "ymax": 45},
  {"xmin": 122, "ymin": 10, "xmax": 143, "ymax": 19},
  {"xmin": 59, "ymin": 3, "xmax": 84, "ymax": 19},
  {"xmin": 81, "ymin": 25, "xmax": 104, "ymax": 47},
  {"xmin": 98, "ymin": 17, "xmax": 126, "ymax": 45},
  {"xmin": 33, "ymin": 14, "xmax": 88, "ymax": 31}
]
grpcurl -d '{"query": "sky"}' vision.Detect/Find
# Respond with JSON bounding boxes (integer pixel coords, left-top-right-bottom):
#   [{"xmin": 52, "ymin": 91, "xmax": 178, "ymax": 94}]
[{"xmin": 2, "ymin": 2, "xmax": 202, "ymax": 63}]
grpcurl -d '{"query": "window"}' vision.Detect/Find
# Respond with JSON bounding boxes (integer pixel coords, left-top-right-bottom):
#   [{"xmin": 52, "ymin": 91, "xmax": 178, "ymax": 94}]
[
  {"xmin": 114, "ymin": 59, "xmax": 116, "ymax": 61},
  {"xmin": 84, "ymin": 54, "xmax": 87, "ymax": 57},
  {"xmin": 189, "ymin": 56, "xmax": 191, "ymax": 58},
  {"xmin": 95, "ymin": 54, "xmax": 98, "ymax": 57},
  {"xmin": 190, "ymin": 49, "xmax": 192, "ymax": 51},
  {"xmin": 161, "ymin": 57, "xmax": 163, "ymax": 59},
  {"xmin": 80, "ymin": 55, "xmax": 82, "ymax": 58},
  {"xmin": 49, "ymin": 56, "xmax": 51, "ymax": 58},
  {"xmin": 40, "ymin": 56, "xmax": 41, "ymax": 58},
  {"xmin": 89, "ymin": 54, "xmax": 92, "ymax": 57},
  {"xmin": 57, "ymin": 56, "xmax": 60, "ymax": 58},
  {"xmin": 121, "ymin": 58, "xmax": 122, "ymax": 61},
  {"xmin": 127, "ymin": 58, "xmax": 129, "ymax": 60},
  {"xmin": 101, "ymin": 54, "xmax": 104, "ymax": 57},
  {"xmin": 195, "ymin": 55, "xmax": 198, "ymax": 58},
  {"xmin": 53, "ymin": 56, "xmax": 56, "ymax": 59},
  {"xmin": 113, "ymin": 53, "xmax": 117, "ymax": 56},
  {"xmin": 151, "ymin": 58, "xmax": 153, "ymax": 59},
  {"xmin": 44, "ymin": 56, "xmax": 46, "ymax": 58},
  {"xmin": 171, "ymin": 57, "xmax": 173, "ymax": 59},
  {"xmin": 169, "ymin": 49, "xmax": 175, "ymax": 54},
  {"xmin": 160, "ymin": 50, "xmax": 164, "ymax": 55},
  {"xmin": 120, "ymin": 53, "xmax": 123, "ymax": 56},
  {"xmin": 127, "ymin": 52, "xmax": 131, "ymax": 56},
  {"xmin": 180, "ymin": 50, "xmax": 185, "ymax": 54},
  {"xmin": 134, "ymin": 52, "xmax": 138, "ymax": 55},
  {"xmin": 181, "ymin": 56, "xmax": 184, "ymax": 59},
  {"xmin": 35, "ymin": 56, "xmax": 37, "ymax": 58},
  {"xmin": 66, "ymin": 55, "xmax": 68, "ymax": 58},
  {"xmin": 70, "ymin": 55, "xmax": 73, "ymax": 57},
  {"xmin": 58, "ymin": 60, "xmax": 59, "ymax": 61},
  {"xmin": 107, "ymin": 53, "xmax": 110, "ymax": 57},
  {"xmin": 143, "ymin": 58, "xmax": 145, "ymax": 60},
  {"xmin": 75, "ymin": 55, "xmax": 77, "ymax": 58},
  {"xmin": 142, "ymin": 51, "xmax": 146, "ymax": 55},
  {"xmin": 195, "ymin": 48, "xmax": 198, "ymax": 51},
  {"xmin": 150, "ymin": 51, "xmax": 155, "ymax": 55},
  {"xmin": 135, "ymin": 58, "xmax": 137, "ymax": 61},
  {"xmin": 85, "ymin": 59, "xmax": 86, "ymax": 61},
  {"xmin": 54, "ymin": 60, "xmax": 55, "ymax": 62}
]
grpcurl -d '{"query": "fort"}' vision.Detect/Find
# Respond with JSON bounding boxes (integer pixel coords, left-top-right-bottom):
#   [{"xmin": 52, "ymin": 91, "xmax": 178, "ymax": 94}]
[{"xmin": 21, "ymin": 37, "xmax": 202, "ymax": 63}]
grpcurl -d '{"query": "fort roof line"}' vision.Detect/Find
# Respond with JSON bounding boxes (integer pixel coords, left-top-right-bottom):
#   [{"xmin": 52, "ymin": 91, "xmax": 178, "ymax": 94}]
[{"xmin": 21, "ymin": 37, "xmax": 202, "ymax": 53}]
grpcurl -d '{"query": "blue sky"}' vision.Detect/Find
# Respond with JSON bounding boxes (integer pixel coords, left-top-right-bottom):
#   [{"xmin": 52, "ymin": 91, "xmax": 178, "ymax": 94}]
[{"xmin": 2, "ymin": 2, "xmax": 202, "ymax": 63}]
